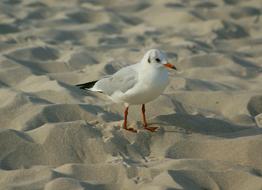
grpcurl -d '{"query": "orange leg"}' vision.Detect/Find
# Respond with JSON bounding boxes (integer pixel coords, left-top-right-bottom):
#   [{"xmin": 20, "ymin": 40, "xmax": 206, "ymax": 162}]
[
  {"xmin": 123, "ymin": 106, "xmax": 137, "ymax": 133},
  {"xmin": 141, "ymin": 104, "xmax": 158, "ymax": 132}
]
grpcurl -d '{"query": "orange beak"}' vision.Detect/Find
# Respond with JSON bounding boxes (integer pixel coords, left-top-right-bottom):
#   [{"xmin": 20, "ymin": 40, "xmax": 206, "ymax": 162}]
[{"xmin": 164, "ymin": 63, "xmax": 177, "ymax": 70}]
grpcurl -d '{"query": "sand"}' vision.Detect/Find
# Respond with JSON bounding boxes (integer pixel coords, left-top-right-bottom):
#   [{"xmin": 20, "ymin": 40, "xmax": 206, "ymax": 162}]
[{"xmin": 0, "ymin": 0, "xmax": 262, "ymax": 189}]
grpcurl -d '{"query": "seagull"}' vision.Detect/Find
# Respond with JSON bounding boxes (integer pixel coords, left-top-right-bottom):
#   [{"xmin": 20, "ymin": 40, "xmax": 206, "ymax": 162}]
[{"xmin": 76, "ymin": 49, "xmax": 177, "ymax": 133}]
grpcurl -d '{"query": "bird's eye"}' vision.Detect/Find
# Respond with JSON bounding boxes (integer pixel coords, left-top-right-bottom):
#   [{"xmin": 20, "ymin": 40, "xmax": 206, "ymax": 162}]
[{"xmin": 155, "ymin": 58, "xmax": 161, "ymax": 63}]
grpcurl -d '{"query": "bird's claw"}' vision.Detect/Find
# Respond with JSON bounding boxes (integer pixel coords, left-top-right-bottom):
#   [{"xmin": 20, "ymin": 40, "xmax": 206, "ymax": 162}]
[
  {"xmin": 144, "ymin": 126, "xmax": 158, "ymax": 132},
  {"xmin": 124, "ymin": 127, "xmax": 137, "ymax": 133}
]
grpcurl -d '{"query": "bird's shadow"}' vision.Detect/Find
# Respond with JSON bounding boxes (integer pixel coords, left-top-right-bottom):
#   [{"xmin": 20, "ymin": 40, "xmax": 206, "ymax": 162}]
[{"xmin": 150, "ymin": 113, "xmax": 259, "ymax": 138}]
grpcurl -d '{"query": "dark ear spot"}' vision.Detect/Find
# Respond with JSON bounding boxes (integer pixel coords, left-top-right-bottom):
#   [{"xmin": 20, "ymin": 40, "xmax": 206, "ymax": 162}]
[{"xmin": 148, "ymin": 57, "xmax": 151, "ymax": 63}]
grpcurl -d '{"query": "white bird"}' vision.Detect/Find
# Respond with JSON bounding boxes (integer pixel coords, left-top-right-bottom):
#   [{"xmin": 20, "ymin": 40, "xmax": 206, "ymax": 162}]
[{"xmin": 76, "ymin": 49, "xmax": 177, "ymax": 133}]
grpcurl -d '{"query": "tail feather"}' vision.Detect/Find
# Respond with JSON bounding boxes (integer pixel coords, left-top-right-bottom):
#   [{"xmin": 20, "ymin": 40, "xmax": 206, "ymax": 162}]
[{"xmin": 76, "ymin": 80, "xmax": 98, "ymax": 90}]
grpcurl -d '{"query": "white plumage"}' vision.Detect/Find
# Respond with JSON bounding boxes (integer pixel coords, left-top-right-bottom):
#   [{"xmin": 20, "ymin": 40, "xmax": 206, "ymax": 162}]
[{"xmin": 77, "ymin": 49, "xmax": 177, "ymax": 132}]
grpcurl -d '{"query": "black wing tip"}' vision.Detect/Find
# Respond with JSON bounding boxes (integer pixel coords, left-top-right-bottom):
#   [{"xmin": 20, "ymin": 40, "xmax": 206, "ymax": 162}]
[{"xmin": 76, "ymin": 80, "xmax": 98, "ymax": 90}]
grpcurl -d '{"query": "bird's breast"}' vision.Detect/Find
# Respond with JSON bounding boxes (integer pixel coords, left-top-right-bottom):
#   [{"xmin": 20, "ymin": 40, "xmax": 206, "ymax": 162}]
[
  {"xmin": 123, "ymin": 67, "xmax": 169, "ymax": 105},
  {"xmin": 142, "ymin": 68, "xmax": 169, "ymax": 90}
]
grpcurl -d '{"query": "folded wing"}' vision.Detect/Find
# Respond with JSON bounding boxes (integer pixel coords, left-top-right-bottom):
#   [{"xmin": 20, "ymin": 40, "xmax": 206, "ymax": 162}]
[
  {"xmin": 92, "ymin": 66, "xmax": 138, "ymax": 96},
  {"xmin": 76, "ymin": 65, "xmax": 138, "ymax": 96}
]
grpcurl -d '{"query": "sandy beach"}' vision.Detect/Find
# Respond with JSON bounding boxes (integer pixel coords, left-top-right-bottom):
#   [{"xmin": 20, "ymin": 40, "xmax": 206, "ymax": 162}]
[{"xmin": 0, "ymin": 0, "xmax": 262, "ymax": 189}]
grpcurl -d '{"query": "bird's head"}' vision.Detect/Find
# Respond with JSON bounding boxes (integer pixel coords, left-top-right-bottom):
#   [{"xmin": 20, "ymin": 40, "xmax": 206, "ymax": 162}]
[{"xmin": 142, "ymin": 49, "xmax": 177, "ymax": 70}]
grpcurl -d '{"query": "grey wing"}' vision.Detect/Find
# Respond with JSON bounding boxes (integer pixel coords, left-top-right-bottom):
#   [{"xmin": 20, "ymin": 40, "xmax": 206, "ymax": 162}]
[{"xmin": 92, "ymin": 66, "xmax": 138, "ymax": 95}]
